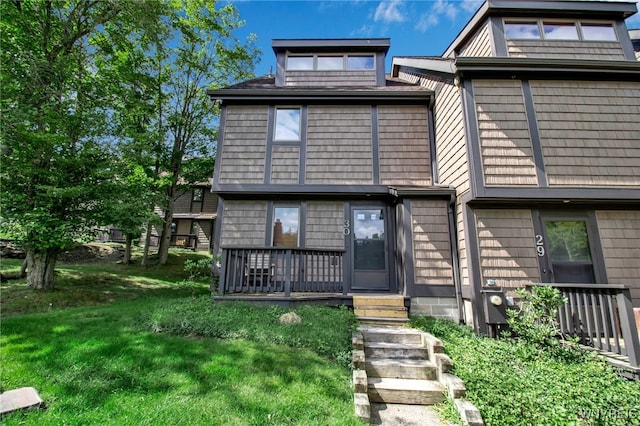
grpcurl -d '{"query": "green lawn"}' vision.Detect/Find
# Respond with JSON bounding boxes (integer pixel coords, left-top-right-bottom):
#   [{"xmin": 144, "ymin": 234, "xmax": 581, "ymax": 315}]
[{"xmin": 0, "ymin": 250, "xmax": 363, "ymax": 425}]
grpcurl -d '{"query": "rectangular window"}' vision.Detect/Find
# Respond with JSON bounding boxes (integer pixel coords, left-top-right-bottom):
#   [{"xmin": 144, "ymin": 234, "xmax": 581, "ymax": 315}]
[
  {"xmin": 543, "ymin": 22, "xmax": 579, "ymax": 40},
  {"xmin": 192, "ymin": 188, "xmax": 203, "ymax": 202},
  {"xmin": 274, "ymin": 108, "xmax": 301, "ymax": 141},
  {"xmin": 545, "ymin": 220, "xmax": 595, "ymax": 283},
  {"xmin": 317, "ymin": 56, "xmax": 344, "ymax": 70},
  {"xmin": 287, "ymin": 56, "xmax": 313, "ymax": 70},
  {"xmin": 347, "ymin": 55, "xmax": 375, "ymax": 70},
  {"xmin": 505, "ymin": 22, "xmax": 541, "ymax": 39},
  {"xmin": 581, "ymin": 24, "xmax": 617, "ymax": 41},
  {"xmin": 273, "ymin": 206, "xmax": 299, "ymax": 247}
]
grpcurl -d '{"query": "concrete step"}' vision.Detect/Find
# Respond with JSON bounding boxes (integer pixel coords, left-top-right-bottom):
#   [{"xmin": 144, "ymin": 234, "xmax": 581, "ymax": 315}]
[
  {"xmin": 366, "ymin": 358, "xmax": 437, "ymax": 380},
  {"xmin": 357, "ymin": 317, "xmax": 410, "ymax": 326},
  {"xmin": 364, "ymin": 342, "xmax": 428, "ymax": 360},
  {"xmin": 352, "ymin": 295, "xmax": 406, "ymax": 307},
  {"xmin": 368, "ymin": 378, "xmax": 445, "ymax": 405},
  {"xmin": 354, "ymin": 306, "xmax": 408, "ymax": 319},
  {"xmin": 360, "ymin": 326, "xmax": 424, "ymax": 345}
]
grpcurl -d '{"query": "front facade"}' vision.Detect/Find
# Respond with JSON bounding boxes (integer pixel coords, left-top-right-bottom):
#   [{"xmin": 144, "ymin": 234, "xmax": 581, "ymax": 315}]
[{"xmin": 209, "ymin": 0, "xmax": 640, "ymax": 332}]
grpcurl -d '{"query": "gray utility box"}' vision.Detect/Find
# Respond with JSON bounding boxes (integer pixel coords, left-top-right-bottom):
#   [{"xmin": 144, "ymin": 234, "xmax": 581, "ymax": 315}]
[{"xmin": 481, "ymin": 287, "xmax": 508, "ymax": 325}]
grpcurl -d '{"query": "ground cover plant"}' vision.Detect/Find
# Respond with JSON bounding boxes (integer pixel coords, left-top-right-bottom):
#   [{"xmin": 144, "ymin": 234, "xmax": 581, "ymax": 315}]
[
  {"xmin": 411, "ymin": 316, "xmax": 640, "ymax": 426},
  {"xmin": 1, "ymin": 249, "xmax": 363, "ymax": 425}
]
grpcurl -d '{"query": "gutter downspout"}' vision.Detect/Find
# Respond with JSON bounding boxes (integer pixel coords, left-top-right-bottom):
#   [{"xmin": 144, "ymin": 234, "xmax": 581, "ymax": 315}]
[{"xmin": 448, "ymin": 191, "xmax": 464, "ymax": 324}]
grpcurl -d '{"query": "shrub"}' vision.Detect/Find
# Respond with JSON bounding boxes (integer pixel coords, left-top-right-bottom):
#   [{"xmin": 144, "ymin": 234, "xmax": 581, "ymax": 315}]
[
  {"xmin": 411, "ymin": 316, "xmax": 640, "ymax": 426},
  {"xmin": 183, "ymin": 257, "xmax": 212, "ymax": 281}
]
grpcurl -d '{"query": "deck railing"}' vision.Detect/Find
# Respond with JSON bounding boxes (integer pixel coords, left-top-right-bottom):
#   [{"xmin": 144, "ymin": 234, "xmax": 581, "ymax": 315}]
[
  {"xmin": 219, "ymin": 247, "xmax": 345, "ymax": 296},
  {"xmin": 547, "ymin": 284, "xmax": 640, "ymax": 367}
]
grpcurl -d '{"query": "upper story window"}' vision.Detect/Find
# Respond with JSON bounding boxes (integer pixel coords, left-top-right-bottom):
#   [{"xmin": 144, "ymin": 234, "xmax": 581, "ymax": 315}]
[
  {"xmin": 505, "ymin": 20, "xmax": 618, "ymax": 42},
  {"xmin": 286, "ymin": 54, "xmax": 375, "ymax": 71},
  {"xmin": 272, "ymin": 206, "xmax": 299, "ymax": 247},
  {"xmin": 192, "ymin": 188, "xmax": 203, "ymax": 202},
  {"xmin": 274, "ymin": 108, "xmax": 301, "ymax": 141}
]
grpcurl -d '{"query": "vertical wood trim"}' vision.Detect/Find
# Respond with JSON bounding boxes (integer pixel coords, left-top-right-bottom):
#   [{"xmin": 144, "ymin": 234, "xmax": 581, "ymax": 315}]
[
  {"xmin": 490, "ymin": 16, "xmax": 508, "ymax": 56},
  {"xmin": 461, "ymin": 80, "xmax": 484, "ymax": 197},
  {"xmin": 387, "ymin": 205, "xmax": 398, "ymax": 294},
  {"xmin": 371, "ymin": 106, "xmax": 380, "ymax": 185},
  {"xmin": 264, "ymin": 106, "xmax": 275, "ymax": 184},
  {"xmin": 521, "ymin": 80, "xmax": 548, "ymax": 188},
  {"xmin": 343, "ymin": 202, "xmax": 351, "ymax": 294},
  {"xmin": 428, "ymin": 105, "xmax": 438, "ymax": 184},
  {"xmin": 587, "ymin": 210, "xmax": 608, "ymax": 284},
  {"xmin": 299, "ymin": 106, "xmax": 308, "ymax": 185},
  {"xmin": 376, "ymin": 53, "xmax": 386, "ymax": 86},
  {"xmin": 448, "ymin": 195, "xmax": 463, "ymax": 321},
  {"xmin": 616, "ymin": 21, "xmax": 637, "ymax": 60},
  {"xmin": 213, "ymin": 197, "xmax": 224, "ymax": 256},
  {"xmin": 464, "ymin": 203, "xmax": 486, "ymax": 333},
  {"xmin": 403, "ymin": 199, "xmax": 415, "ymax": 297},
  {"xmin": 265, "ymin": 200, "xmax": 274, "ymax": 246},
  {"xmin": 531, "ymin": 209, "xmax": 552, "ymax": 282},
  {"xmin": 299, "ymin": 201, "xmax": 307, "ymax": 248},
  {"xmin": 276, "ymin": 53, "xmax": 285, "ymax": 87},
  {"xmin": 214, "ymin": 107, "xmax": 227, "ymax": 185}
]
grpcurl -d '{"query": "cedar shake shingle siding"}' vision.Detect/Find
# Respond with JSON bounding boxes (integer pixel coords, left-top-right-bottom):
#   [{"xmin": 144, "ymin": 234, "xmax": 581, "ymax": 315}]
[
  {"xmin": 305, "ymin": 202, "xmax": 344, "ymax": 250},
  {"xmin": 220, "ymin": 201, "xmax": 268, "ymax": 246},
  {"xmin": 475, "ymin": 209, "xmax": 540, "ymax": 293},
  {"xmin": 378, "ymin": 105, "xmax": 431, "ymax": 186},
  {"xmin": 459, "ymin": 22, "xmax": 493, "ymax": 57},
  {"xmin": 531, "ymin": 80, "xmax": 640, "ymax": 187},
  {"xmin": 411, "ymin": 200, "xmax": 454, "ymax": 286},
  {"xmin": 507, "ymin": 40, "xmax": 625, "ymax": 60},
  {"xmin": 597, "ymin": 210, "xmax": 640, "ymax": 303},
  {"xmin": 285, "ymin": 70, "xmax": 376, "ymax": 87},
  {"xmin": 271, "ymin": 146, "xmax": 300, "ymax": 184},
  {"xmin": 473, "ymin": 80, "xmax": 538, "ymax": 186},
  {"xmin": 305, "ymin": 105, "xmax": 373, "ymax": 184},
  {"xmin": 218, "ymin": 106, "xmax": 268, "ymax": 184}
]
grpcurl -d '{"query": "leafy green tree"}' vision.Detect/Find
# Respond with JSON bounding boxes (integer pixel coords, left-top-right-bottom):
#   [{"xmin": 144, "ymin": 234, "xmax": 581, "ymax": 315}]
[{"xmin": 0, "ymin": 0, "xmax": 165, "ymax": 289}]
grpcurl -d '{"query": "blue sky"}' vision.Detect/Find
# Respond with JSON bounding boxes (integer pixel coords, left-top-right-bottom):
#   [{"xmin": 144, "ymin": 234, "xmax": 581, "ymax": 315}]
[{"xmin": 229, "ymin": 0, "xmax": 640, "ymax": 77}]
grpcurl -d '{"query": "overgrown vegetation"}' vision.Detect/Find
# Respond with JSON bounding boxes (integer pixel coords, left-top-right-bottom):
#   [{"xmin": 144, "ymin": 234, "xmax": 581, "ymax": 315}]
[
  {"xmin": 1, "ymin": 252, "xmax": 363, "ymax": 425},
  {"xmin": 411, "ymin": 316, "xmax": 640, "ymax": 426}
]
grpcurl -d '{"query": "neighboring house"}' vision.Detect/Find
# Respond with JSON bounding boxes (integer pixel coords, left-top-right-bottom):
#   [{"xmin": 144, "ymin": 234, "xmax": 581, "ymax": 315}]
[
  {"xmin": 208, "ymin": 0, "xmax": 640, "ymax": 336},
  {"xmin": 145, "ymin": 181, "xmax": 218, "ymax": 252}
]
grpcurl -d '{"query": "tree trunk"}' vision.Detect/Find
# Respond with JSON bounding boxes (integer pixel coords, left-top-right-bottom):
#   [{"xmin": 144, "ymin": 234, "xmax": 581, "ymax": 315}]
[
  {"xmin": 141, "ymin": 222, "xmax": 153, "ymax": 266},
  {"xmin": 124, "ymin": 235, "xmax": 133, "ymax": 264},
  {"xmin": 20, "ymin": 258, "xmax": 28, "ymax": 278},
  {"xmin": 26, "ymin": 249, "xmax": 58, "ymax": 290},
  {"xmin": 157, "ymin": 196, "xmax": 174, "ymax": 265}
]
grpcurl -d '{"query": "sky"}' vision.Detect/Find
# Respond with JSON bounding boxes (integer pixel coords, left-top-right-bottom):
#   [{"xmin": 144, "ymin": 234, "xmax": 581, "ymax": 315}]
[{"xmin": 228, "ymin": 0, "xmax": 640, "ymax": 78}]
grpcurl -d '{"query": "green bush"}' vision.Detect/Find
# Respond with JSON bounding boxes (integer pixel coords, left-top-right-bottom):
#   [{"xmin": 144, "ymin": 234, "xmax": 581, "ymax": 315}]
[
  {"xmin": 183, "ymin": 257, "xmax": 212, "ymax": 281},
  {"xmin": 411, "ymin": 316, "xmax": 640, "ymax": 426},
  {"xmin": 145, "ymin": 297, "xmax": 358, "ymax": 369}
]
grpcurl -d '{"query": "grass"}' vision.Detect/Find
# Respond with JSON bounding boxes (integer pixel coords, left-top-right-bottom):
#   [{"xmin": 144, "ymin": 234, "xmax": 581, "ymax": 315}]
[
  {"xmin": 411, "ymin": 316, "xmax": 640, "ymax": 426},
  {"xmin": 0, "ymin": 248, "xmax": 364, "ymax": 425}
]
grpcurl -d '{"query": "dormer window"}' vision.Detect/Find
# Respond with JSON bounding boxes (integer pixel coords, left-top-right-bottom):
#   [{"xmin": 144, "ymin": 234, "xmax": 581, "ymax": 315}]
[
  {"xmin": 505, "ymin": 22, "xmax": 540, "ymax": 39},
  {"xmin": 581, "ymin": 24, "xmax": 617, "ymax": 41},
  {"xmin": 286, "ymin": 54, "xmax": 375, "ymax": 71},
  {"xmin": 543, "ymin": 22, "xmax": 579, "ymax": 40},
  {"xmin": 505, "ymin": 20, "xmax": 618, "ymax": 42}
]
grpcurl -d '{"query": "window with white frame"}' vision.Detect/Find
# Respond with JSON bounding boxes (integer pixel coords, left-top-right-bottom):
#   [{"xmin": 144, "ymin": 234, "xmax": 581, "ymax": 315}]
[{"xmin": 274, "ymin": 108, "xmax": 301, "ymax": 141}]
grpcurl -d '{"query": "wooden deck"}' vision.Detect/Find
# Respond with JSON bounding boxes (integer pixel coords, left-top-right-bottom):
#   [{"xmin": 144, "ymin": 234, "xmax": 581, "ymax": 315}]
[{"xmin": 213, "ymin": 292, "xmax": 353, "ymax": 308}]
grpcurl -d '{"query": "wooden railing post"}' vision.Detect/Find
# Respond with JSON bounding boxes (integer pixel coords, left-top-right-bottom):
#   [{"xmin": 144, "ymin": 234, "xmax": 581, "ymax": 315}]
[
  {"xmin": 284, "ymin": 249, "xmax": 292, "ymax": 297},
  {"xmin": 616, "ymin": 288, "xmax": 640, "ymax": 367},
  {"xmin": 218, "ymin": 249, "xmax": 228, "ymax": 295}
]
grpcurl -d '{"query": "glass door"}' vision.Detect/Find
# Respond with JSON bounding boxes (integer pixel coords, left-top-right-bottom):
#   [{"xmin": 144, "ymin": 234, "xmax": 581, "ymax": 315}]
[
  {"xmin": 543, "ymin": 219, "xmax": 596, "ymax": 284},
  {"xmin": 352, "ymin": 207, "xmax": 389, "ymax": 291}
]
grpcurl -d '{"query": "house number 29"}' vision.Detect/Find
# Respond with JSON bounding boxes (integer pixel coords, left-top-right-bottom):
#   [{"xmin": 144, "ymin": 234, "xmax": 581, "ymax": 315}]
[
  {"xmin": 535, "ymin": 234, "xmax": 545, "ymax": 257},
  {"xmin": 343, "ymin": 220, "xmax": 350, "ymax": 236}
]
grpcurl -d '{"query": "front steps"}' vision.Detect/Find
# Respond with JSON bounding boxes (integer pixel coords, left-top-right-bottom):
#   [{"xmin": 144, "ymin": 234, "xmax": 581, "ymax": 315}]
[
  {"xmin": 352, "ymin": 325, "xmax": 484, "ymax": 425},
  {"xmin": 353, "ymin": 295, "xmax": 409, "ymax": 325}
]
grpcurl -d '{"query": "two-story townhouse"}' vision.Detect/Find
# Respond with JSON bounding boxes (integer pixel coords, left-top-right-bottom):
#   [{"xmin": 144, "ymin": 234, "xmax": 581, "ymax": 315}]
[
  {"xmin": 208, "ymin": 39, "xmax": 460, "ymax": 316},
  {"xmin": 392, "ymin": 0, "xmax": 640, "ymax": 333}
]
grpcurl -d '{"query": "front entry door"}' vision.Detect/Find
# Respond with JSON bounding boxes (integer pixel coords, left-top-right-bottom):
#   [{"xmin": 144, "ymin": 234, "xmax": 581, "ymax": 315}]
[{"xmin": 351, "ymin": 207, "xmax": 389, "ymax": 291}]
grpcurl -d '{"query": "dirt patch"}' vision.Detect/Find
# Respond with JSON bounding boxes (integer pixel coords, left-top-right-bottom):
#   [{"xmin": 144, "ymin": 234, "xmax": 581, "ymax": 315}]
[{"xmin": 59, "ymin": 243, "xmax": 125, "ymax": 264}]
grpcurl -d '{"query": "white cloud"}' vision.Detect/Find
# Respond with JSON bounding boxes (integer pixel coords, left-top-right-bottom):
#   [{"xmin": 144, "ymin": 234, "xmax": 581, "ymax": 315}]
[
  {"xmin": 374, "ymin": 0, "xmax": 407, "ymax": 23},
  {"xmin": 461, "ymin": 0, "xmax": 483, "ymax": 13},
  {"xmin": 350, "ymin": 24, "xmax": 375, "ymax": 37},
  {"xmin": 415, "ymin": 13, "xmax": 440, "ymax": 32},
  {"xmin": 415, "ymin": 0, "xmax": 459, "ymax": 33}
]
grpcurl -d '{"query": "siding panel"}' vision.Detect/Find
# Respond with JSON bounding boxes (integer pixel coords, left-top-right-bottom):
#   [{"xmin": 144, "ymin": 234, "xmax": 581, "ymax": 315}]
[
  {"xmin": 378, "ymin": 105, "xmax": 431, "ymax": 186},
  {"xmin": 305, "ymin": 202, "xmax": 344, "ymax": 249},
  {"xmin": 531, "ymin": 81, "xmax": 640, "ymax": 186},
  {"xmin": 597, "ymin": 210, "xmax": 640, "ymax": 304},
  {"xmin": 271, "ymin": 146, "xmax": 300, "ymax": 184},
  {"xmin": 411, "ymin": 200, "xmax": 454, "ymax": 286},
  {"xmin": 285, "ymin": 70, "xmax": 376, "ymax": 86},
  {"xmin": 473, "ymin": 80, "xmax": 538, "ymax": 186},
  {"xmin": 507, "ymin": 40, "xmax": 625, "ymax": 59},
  {"xmin": 475, "ymin": 209, "xmax": 540, "ymax": 293},
  {"xmin": 219, "ymin": 106, "xmax": 268, "ymax": 184},
  {"xmin": 459, "ymin": 22, "xmax": 493, "ymax": 57},
  {"xmin": 220, "ymin": 201, "xmax": 267, "ymax": 246},
  {"xmin": 306, "ymin": 106, "xmax": 373, "ymax": 184}
]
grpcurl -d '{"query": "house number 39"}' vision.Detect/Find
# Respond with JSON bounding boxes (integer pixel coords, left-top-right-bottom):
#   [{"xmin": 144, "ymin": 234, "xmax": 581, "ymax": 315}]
[
  {"xmin": 343, "ymin": 220, "xmax": 350, "ymax": 236},
  {"xmin": 535, "ymin": 234, "xmax": 545, "ymax": 257}
]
